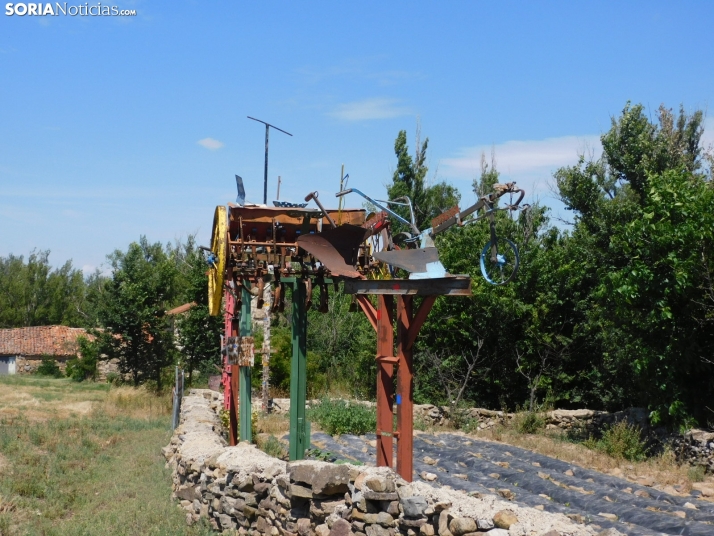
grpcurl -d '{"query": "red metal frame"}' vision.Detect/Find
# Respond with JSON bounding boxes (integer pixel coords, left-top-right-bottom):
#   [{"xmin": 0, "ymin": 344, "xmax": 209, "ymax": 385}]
[
  {"xmin": 223, "ymin": 288, "xmax": 239, "ymax": 445},
  {"xmin": 357, "ymin": 294, "xmax": 435, "ymax": 481}
]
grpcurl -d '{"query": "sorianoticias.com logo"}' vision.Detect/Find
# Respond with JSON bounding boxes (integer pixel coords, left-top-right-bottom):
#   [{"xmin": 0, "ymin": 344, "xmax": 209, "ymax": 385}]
[{"xmin": 5, "ymin": 3, "xmax": 136, "ymax": 16}]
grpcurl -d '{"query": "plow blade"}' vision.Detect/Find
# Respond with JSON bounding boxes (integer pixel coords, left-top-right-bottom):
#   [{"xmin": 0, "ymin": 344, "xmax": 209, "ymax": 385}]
[
  {"xmin": 372, "ymin": 247, "xmax": 447, "ymax": 279},
  {"xmin": 297, "ymin": 224, "xmax": 369, "ymax": 278}
]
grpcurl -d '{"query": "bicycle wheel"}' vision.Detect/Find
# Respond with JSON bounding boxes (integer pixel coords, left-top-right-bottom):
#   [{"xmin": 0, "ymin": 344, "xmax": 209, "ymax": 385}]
[{"xmin": 479, "ymin": 238, "xmax": 519, "ymax": 285}]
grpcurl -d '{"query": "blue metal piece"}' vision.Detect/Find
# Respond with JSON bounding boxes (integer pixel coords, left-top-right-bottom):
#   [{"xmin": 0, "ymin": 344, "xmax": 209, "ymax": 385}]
[
  {"xmin": 396, "ymin": 394, "xmax": 402, "ymax": 405},
  {"xmin": 479, "ymin": 239, "xmax": 520, "ymax": 286}
]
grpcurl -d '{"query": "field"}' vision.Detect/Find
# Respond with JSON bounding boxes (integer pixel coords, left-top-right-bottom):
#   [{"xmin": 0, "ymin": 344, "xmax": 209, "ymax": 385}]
[{"xmin": 0, "ymin": 375, "xmax": 212, "ymax": 536}]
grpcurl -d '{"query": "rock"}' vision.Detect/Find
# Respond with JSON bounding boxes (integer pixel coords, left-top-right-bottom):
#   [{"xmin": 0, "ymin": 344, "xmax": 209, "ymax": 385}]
[
  {"xmin": 363, "ymin": 491, "xmax": 398, "ymax": 501},
  {"xmin": 540, "ymin": 531, "xmax": 561, "ymax": 536},
  {"xmin": 438, "ymin": 510, "xmax": 452, "ymax": 536},
  {"xmin": 315, "ymin": 465, "xmax": 351, "ymax": 495},
  {"xmin": 423, "ymin": 456, "xmax": 437, "ymax": 465},
  {"xmin": 292, "ymin": 484, "xmax": 314, "ymax": 499},
  {"xmin": 330, "ymin": 518, "xmax": 353, "ymax": 536},
  {"xmin": 564, "ymin": 469, "xmax": 574, "ymax": 476},
  {"xmin": 400, "ymin": 518, "xmax": 427, "ymax": 528},
  {"xmin": 597, "ymin": 513, "xmax": 618, "ymax": 521},
  {"xmin": 672, "ymin": 511, "xmax": 686, "ymax": 518},
  {"xmin": 376, "ymin": 511, "xmax": 394, "ymax": 527},
  {"xmin": 476, "ymin": 518, "xmax": 493, "ymax": 530},
  {"xmin": 297, "ymin": 518, "xmax": 312, "ymax": 535},
  {"xmin": 386, "ymin": 501, "xmax": 399, "ymax": 516},
  {"xmin": 316, "ymin": 524, "xmax": 330, "ymax": 536},
  {"xmin": 633, "ymin": 489, "xmax": 650, "ymax": 498},
  {"xmin": 596, "ymin": 530, "xmax": 626, "ymax": 536},
  {"xmin": 419, "ymin": 523, "xmax": 435, "ymax": 536},
  {"xmin": 433, "ymin": 501, "xmax": 451, "ymax": 513},
  {"xmin": 401, "ymin": 496, "xmax": 428, "ymax": 518},
  {"xmin": 364, "ymin": 475, "xmax": 395, "ymax": 493},
  {"xmin": 486, "ymin": 531, "xmax": 509, "ymax": 536},
  {"xmin": 496, "ymin": 488, "xmax": 514, "ymax": 500},
  {"xmin": 566, "ymin": 514, "xmax": 585, "ymax": 524},
  {"xmin": 492, "ymin": 510, "xmax": 517, "ymax": 529},
  {"xmin": 636, "ymin": 476, "xmax": 655, "ymax": 487},
  {"xmin": 448, "ymin": 517, "xmax": 477, "ymax": 536},
  {"xmin": 365, "ymin": 525, "xmax": 390, "ymax": 536},
  {"xmin": 420, "ymin": 472, "xmax": 437, "ymax": 482},
  {"xmin": 684, "ymin": 502, "xmax": 697, "ymax": 509},
  {"xmin": 692, "ymin": 483, "xmax": 714, "ymax": 497}
]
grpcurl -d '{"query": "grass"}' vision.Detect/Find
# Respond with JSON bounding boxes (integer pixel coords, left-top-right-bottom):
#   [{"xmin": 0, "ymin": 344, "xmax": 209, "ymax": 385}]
[
  {"xmin": 308, "ymin": 397, "xmax": 376, "ymax": 436},
  {"xmin": 0, "ymin": 375, "xmax": 212, "ymax": 536}
]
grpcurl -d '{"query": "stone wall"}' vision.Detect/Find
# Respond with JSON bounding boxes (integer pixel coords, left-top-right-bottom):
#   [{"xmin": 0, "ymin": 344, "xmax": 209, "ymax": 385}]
[
  {"xmin": 164, "ymin": 389, "xmax": 600, "ymax": 536},
  {"xmin": 15, "ymin": 355, "xmax": 70, "ymax": 374}
]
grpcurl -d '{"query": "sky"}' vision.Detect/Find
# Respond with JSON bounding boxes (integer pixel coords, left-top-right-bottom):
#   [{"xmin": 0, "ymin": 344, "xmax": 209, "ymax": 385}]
[{"xmin": 1, "ymin": 1, "xmax": 713, "ymax": 274}]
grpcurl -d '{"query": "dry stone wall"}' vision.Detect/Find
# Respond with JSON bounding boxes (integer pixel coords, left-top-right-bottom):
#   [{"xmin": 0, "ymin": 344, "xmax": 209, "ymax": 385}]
[{"xmin": 164, "ymin": 389, "xmax": 609, "ymax": 536}]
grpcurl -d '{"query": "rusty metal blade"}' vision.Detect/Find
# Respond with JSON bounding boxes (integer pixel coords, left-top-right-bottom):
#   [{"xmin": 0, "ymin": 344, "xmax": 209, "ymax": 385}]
[
  {"xmin": 297, "ymin": 224, "xmax": 369, "ymax": 278},
  {"xmin": 373, "ymin": 247, "xmax": 440, "ymax": 273},
  {"xmin": 431, "ymin": 205, "xmax": 460, "ymax": 230}
]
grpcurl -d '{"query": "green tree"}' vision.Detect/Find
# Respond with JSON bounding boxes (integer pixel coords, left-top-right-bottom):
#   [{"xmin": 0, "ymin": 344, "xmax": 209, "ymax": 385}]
[
  {"xmin": 174, "ymin": 248, "xmax": 223, "ymax": 384},
  {"xmin": 97, "ymin": 237, "xmax": 179, "ymax": 390},
  {"xmin": 387, "ymin": 127, "xmax": 460, "ymax": 234}
]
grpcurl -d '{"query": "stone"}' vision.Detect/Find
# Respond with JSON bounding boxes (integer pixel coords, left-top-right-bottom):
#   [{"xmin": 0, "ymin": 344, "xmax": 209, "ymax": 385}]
[
  {"xmin": 597, "ymin": 513, "xmax": 618, "ymax": 521},
  {"xmin": 314, "ymin": 465, "xmax": 352, "ymax": 495},
  {"xmin": 365, "ymin": 525, "xmax": 389, "ymax": 536},
  {"xmin": 485, "ymin": 530, "xmax": 509, "ymax": 536},
  {"xmin": 254, "ymin": 482, "xmax": 271, "ymax": 495},
  {"xmin": 376, "ymin": 512, "xmax": 394, "ymax": 527},
  {"xmin": 540, "ymin": 531, "xmax": 560, "ymax": 536},
  {"xmin": 476, "ymin": 518, "xmax": 493, "ymax": 530},
  {"xmin": 692, "ymin": 483, "xmax": 714, "ymax": 497},
  {"xmin": 497, "ymin": 488, "xmax": 514, "ymax": 500},
  {"xmin": 636, "ymin": 476, "xmax": 655, "ymax": 487},
  {"xmin": 488, "ymin": 473, "xmax": 501, "ymax": 480},
  {"xmin": 292, "ymin": 484, "xmax": 314, "ymax": 499},
  {"xmin": 363, "ymin": 491, "xmax": 398, "ymax": 501},
  {"xmin": 420, "ymin": 472, "xmax": 437, "ymax": 482},
  {"xmin": 633, "ymin": 489, "xmax": 650, "ymax": 499},
  {"xmin": 423, "ymin": 456, "xmax": 437, "ymax": 465},
  {"xmin": 438, "ymin": 510, "xmax": 452, "ymax": 536},
  {"xmin": 365, "ymin": 475, "xmax": 395, "ymax": 493},
  {"xmin": 385, "ymin": 500, "xmax": 399, "ymax": 516},
  {"xmin": 566, "ymin": 514, "xmax": 585, "ymax": 525},
  {"xmin": 256, "ymin": 516, "xmax": 270, "ymax": 533},
  {"xmin": 595, "ymin": 530, "xmax": 626, "ymax": 536},
  {"xmin": 419, "ymin": 524, "xmax": 435, "ymax": 536},
  {"xmin": 673, "ymin": 511, "xmax": 686, "ymax": 518},
  {"xmin": 297, "ymin": 518, "xmax": 312, "ymax": 536},
  {"xmin": 684, "ymin": 502, "xmax": 697, "ymax": 509},
  {"xmin": 433, "ymin": 501, "xmax": 451, "ymax": 513},
  {"xmin": 243, "ymin": 505, "xmax": 258, "ymax": 519},
  {"xmin": 219, "ymin": 514, "xmax": 235, "ymax": 530},
  {"xmin": 492, "ymin": 510, "xmax": 517, "ymax": 529},
  {"xmin": 312, "ymin": 499, "xmax": 346, "ymax": 517},
  {"xmin": 448, "ymin": 517, "xmax": 477, "ymax": 536},
  {"xmin": 400, "ymin": 518, "xmax": 427, "ymax": 528},
  {"xmin": 401, "ymin": 496, "xmax": 428, "ymax": 518},
  {"xmin": 564, "ymin": 469, "xmax": 574, "ymax": 477},
  {"xmin": 330, "ymin": 518, "xmax": 353, "ymax": 536}
]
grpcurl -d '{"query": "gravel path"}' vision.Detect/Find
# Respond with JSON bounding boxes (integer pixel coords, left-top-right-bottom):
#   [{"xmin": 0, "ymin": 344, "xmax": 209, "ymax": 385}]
[{"xmin": 307, "ymin": 431, "xmax": 714, "ymax": 536}]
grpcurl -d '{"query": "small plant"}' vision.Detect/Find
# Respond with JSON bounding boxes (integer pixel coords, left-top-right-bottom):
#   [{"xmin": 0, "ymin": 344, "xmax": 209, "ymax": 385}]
[
  {"xmin": 308, "ymin": 398, "xmax": 376, "ymax": 436},
  {"xmin": 219, "ymin": 408, "xmax": 230, "ymax": 432},
  {"xmin": 36, "ymin": 356, "xmax": 63, "ymax": 378},
  {"xmin": 259, "ymin": 435, "xmax": 286, "ymax": 459},
  {"xmin": 514, "ymin": 411, "xmax": 546, "ymax": 435},
  {"xmin": 688, "ymin": 465, "xmax": 706, "ymax": 482},
  {"xmin": 306, "ymin": 447, "xmax": 335, "ymax": 462},
  {"xmin": 584, "ymin": 420, "xmax": 648, "ymax": 461}
]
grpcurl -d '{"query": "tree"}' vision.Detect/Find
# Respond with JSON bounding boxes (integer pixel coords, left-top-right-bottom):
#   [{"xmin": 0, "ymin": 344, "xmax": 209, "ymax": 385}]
[
  {"xmin": 174, "ymin": 248, "xmax": 223, "ymax": 384},
  {"xmin": 98, "ymin": 237, "xmax": 178, "ymax": 389},
  {"xmin": 387, "ymin": 125, "xmax": 460, "ymax": 234}
]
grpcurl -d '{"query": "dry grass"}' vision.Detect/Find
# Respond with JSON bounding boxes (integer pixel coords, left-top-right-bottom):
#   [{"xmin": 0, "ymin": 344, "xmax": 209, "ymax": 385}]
[
  {"xmin": 103, "ymin": 385, "xmax": 173, "ymax": 419},
  {"xmin": 256, "ymin": 411, "xmax": 290, "ymax": 436}
]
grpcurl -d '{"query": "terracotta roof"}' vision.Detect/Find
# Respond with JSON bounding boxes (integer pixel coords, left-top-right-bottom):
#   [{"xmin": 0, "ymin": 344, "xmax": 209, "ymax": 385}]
[{"xmin": 0, "ymin": 326, "xmax": 89, "ymax": 357}]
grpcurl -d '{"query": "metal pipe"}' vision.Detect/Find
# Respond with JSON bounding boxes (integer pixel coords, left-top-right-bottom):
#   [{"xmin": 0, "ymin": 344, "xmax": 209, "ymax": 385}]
[{"xmin": 336, "ymin": 188, "xmax": 419, "ymax": 235}]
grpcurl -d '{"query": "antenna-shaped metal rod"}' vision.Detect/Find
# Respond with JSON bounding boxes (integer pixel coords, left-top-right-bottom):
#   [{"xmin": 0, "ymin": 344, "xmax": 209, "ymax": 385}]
[{"xmin": 247, "ymin": 116, "xmax": 293, "ymax": 204}]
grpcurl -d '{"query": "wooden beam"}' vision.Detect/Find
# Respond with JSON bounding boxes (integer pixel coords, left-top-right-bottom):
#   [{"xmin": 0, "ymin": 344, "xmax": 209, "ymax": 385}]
[{"xmin": 406, "ymin": 296, "xmax": 436, "ymax": 350}]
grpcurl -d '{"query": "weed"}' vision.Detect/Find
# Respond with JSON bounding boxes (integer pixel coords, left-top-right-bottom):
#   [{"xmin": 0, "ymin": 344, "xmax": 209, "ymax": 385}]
[
  {"xmin": 688, "ymin": 465, "xmax": 706, "ymax": 482},
  {"xmin": 584, "ymin": 420, "xmax": 648, "ymax": 461},
  {"xmin": 308, "ymin": 398, "xmax": 376, "ymax": 436},
  {"xmin": 513, "ymin": 411, "xmax": 546, "ymax": 435},
  {"xmin": 259, "ymin": 435, "xmax": 286, "ymax": 459}
]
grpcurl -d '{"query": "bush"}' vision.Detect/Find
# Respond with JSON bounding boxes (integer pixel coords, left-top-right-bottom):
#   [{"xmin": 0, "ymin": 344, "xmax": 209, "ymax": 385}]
[
  {"xmin": 308, "ymin": 398, "xmax": 376, "ymax": 436},
  {"xmin": 36, "ymin": 356, "xmax": 63, "ymax": 378},
  {"xmin": 65, "ymin": 336, "xmax": 98, "ymax": 382},
  {"xmin": 259, "ymin": 435, "xmax": 286, "ymax": 459},
  {"xmin": 514, "ymin": 411, "xmax": 546, "ymax": 435},
  {"xmin": 585, "ymin": 420, "xmax": 648, "ymax": 461}
]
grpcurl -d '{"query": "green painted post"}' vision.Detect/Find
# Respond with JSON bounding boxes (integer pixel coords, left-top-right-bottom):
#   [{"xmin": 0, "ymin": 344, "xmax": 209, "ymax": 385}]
[
  {"xmin": 289, "ymin": 278, "xmax": 309, "ymax": 460},
  {"xmin": 239, "ymin": 284, "xmax": 252, "ymax": 442}
]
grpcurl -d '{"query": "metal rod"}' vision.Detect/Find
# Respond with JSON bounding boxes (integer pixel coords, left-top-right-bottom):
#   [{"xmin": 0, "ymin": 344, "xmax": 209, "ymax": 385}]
[
  {"xmin": 248, "ymin": 116, "xmax": 293, "ymax": 205},
  {"xmin": 336, "ymin": 188, "xmax": 419, "ymax": 235},
  {"xmin": 239, "ymin": 284, "xmax": 252, "ymax": 442}
]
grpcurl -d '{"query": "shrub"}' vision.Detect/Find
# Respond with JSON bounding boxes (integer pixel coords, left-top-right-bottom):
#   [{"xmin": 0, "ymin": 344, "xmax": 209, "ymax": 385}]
[
  {"xmin": 688, "ymin": 465, "xmax": 706, "ymax": 482},
  {"xmin": 259, "ymin": 435, "xmax": 286, "ymax": 459},
  {"xmin": 585, "ymin": 420, "xmax": 648, "ymax": 461},
  {"xmin": 65, "ymin": 336, "xmax": 98, "ymax": 382},
  {"xmin": 36, "ymin": 356, "xmax": 63, "ymax": 378},
  {"xmin": 514, "ymin": 411, "xmax": 546, "ymax": 435},
  {"xmin": 308, "ymin": 398, "xmax": 376, "ymax": 436}
]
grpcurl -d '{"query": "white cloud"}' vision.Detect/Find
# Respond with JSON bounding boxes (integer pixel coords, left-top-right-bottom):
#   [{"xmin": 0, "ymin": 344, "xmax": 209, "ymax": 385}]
[
  {"xmin": 197, "ymin": 137, "xmax": 225, "ymax": 150},
  {"xmin": 329, "ymin": 98, "xmax": 411, "ymax": 121}
]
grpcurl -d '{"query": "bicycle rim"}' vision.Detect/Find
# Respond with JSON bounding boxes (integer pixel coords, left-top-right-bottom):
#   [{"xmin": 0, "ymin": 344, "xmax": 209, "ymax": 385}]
[{"xmin": 479, "ymin": 238, "xmax": 519, "ymax": 285}]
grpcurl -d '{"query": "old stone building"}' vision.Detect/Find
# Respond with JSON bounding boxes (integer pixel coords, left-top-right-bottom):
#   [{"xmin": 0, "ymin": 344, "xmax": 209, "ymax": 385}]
[{"xmin": 0, "ymin": 325, "xmax": 90, "ymax": 375}]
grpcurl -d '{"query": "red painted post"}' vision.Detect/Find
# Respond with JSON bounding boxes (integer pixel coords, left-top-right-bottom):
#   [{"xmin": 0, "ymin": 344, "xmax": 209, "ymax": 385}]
[
  {"xmin": 376, "ymin": 295, "xmax": 394, "ymax": 468},
  {"xmin": 396, "ymin": 296, "xmax": 414, "ymax": 481},
  {"xmin": 224, "ymin": 287, "xmax": 239, "ymax": 446}
]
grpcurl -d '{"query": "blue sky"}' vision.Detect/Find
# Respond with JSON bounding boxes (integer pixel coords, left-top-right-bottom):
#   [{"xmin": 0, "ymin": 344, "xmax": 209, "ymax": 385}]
[{"xmin": 1, "ymin": 1, "xmax": 712, "ymax": 273}]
